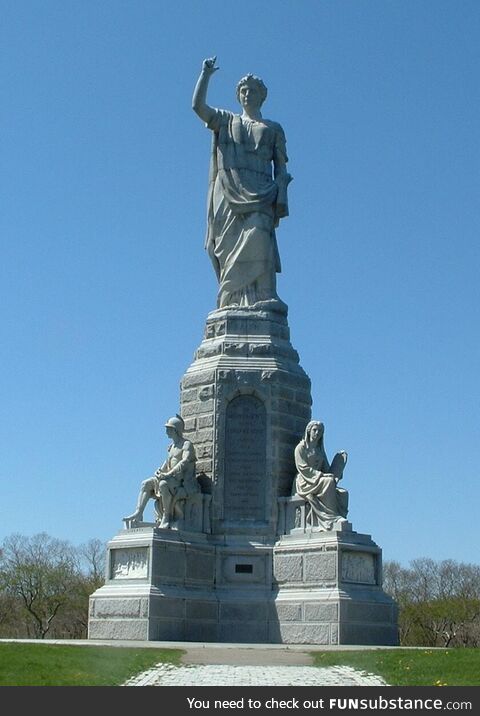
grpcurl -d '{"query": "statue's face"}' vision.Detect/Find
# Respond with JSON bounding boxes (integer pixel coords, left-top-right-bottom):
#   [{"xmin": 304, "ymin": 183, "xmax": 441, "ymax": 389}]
[
  {"xmin": 310, "ymin": 423, "xmax": 324, "ymax": 442},
  {"xmin": 238, "ymin": 82, "xmax": 263, "ymax": 111},
  {"xmin": 165, "ymin": 426, "xmax": 176, "ymax": 439}
]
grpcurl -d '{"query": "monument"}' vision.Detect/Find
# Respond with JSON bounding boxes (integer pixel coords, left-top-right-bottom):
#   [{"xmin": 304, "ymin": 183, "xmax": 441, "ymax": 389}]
[{"xmin": 88, "ymin": 57, "xmax": 398, "ymax": 645}]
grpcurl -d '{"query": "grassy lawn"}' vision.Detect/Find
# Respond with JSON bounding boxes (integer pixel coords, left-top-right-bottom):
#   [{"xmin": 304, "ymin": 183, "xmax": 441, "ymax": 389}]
[
  {"xmin": 0, "ymin": 643, "xmax": 183, "ymax": 686},
  {"xmin": 3, "ymin": 643, "xmax": 479, "ymax": 687},
  {"xmin": 312, "ymin": 648, "xmax": 480, "ymax": 686}
]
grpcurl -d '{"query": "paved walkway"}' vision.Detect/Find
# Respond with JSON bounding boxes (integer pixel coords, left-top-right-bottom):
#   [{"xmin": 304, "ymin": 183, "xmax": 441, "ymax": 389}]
[
  {"xmin": 0, "ymin": 638, "xmax": 390, "ymax": 687},
  {"xmin": 120, "ymin": 643, "xmax": 388, "ymax": 687},
  {"xmin": 124, "ymin": 663, "xmax": 387, "ymax": 686}
]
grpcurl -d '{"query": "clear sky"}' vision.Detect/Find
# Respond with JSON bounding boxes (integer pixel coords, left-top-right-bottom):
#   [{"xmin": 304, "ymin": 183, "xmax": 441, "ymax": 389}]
[{"xmin": 1, "ymin": 0, "xmax": 479, "ymax": 566}]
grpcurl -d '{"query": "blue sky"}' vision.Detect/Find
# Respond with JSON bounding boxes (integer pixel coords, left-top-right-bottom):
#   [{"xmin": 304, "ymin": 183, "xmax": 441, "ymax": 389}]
[{"xmin": 1, "ymin": 0, "xmax": 479, "ymax": 566}]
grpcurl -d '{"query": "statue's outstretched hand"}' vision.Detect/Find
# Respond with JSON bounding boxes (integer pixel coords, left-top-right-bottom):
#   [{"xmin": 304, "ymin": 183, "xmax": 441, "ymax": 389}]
[{"xmin": 202, "ymin": 56, "xmax": 219, "ymax": 74}]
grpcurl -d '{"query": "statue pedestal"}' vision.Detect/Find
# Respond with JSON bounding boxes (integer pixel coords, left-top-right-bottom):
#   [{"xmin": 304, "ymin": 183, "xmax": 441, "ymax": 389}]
[
  {"xmin": 89, "ymin": 527, "xmax": 275, "ymax": 642},
  {"xmin": 179, "ymin": 306, "xmax": 312, "ymax": 538},
  {"xmin": 88, "ymin": 306, "xmax": 398, "ymax": 644},
  {"xmin": 272, "ymin": 528, "xmax": 398, "ymax": 644},
  {"xmin": 88, "ymin": 524, "xmax": 397, "ymax": 644}
]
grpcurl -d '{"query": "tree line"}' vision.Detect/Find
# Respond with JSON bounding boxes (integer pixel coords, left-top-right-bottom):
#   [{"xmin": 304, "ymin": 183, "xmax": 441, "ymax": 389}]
[
  {"xmin": 0, "ymin": 533, "xmax": 105, "ymax": 639},
  {"xmin": 1, "ymin": 533, "xmax": 479, "ymax": 645},
  {"xmin": 383, "ymin": 558, "xmax": 480, "ymax": 647}
]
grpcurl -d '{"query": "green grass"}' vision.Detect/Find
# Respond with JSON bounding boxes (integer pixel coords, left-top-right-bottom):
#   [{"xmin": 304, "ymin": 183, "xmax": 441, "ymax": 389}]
[
  {"xmin": 3, "ymin": 643, "xmax": 479, "ymax": 687},
  {"xmin": 312, "ymin": 648, "xmax": 480, "ymax": 686},
  {"xmin": 0, "ymin": 643, "xmax": 183, "ymax": 686}
]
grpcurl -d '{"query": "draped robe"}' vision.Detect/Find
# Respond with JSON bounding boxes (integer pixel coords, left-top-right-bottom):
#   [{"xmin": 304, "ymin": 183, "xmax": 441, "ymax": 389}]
[{"xmin": 205, "ymin": 109, "xmax": 289, "ymax": 308}]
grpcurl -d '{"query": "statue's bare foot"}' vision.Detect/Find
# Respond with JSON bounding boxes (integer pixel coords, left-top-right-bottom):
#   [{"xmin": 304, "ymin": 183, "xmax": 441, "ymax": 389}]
[{"xmin": 158, "ymin": 517, "xmax": 170, "ymax": 529}]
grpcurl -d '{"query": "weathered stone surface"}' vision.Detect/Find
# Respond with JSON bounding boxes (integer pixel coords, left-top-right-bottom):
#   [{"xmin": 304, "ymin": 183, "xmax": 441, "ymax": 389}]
[
  {"xmin": 198, "ymin": 414, "xmax": 213, "ymax": 428},
  {"xmin": 110, "ymin": 547, "xmax": 149, "ymax": 579},
  {"xmin": 199, "ymin": 385, "xmax": 215, "ymax": 400},
  {"xmin": 181, "ymin": 388, "xmax": 198, "ymax": 403},
  {"xmin": 182, "ymin": 399, "xmax": 214, "ymax": 416},
  {"xmin": 224, "ymin": 395, "xmax": 267, "ymax": 522},
  {"xmin": 331, "ymin": 623, "xmax": 339, "ymax": 644},
  {"xmin": 181, "ymin": 370, "xmax": 215, "ymax": 388},
  {"xmin": 152, "ymin": 546, "xmax": 186, "ymax": 583},
  {"xmin": 274, "ymin": 623, "xmax": 331, "ymax": 645},
  {"xmin": 181, "ymin": 309, "xmax": 311, "ymax": 538},
  {"xmin": 220, "ymin": 602, "xmax": 268, "ymax": 622},
  {"xmin": 149, "ymin": 597, "xmax": 185, "ymax": 618},
  {"xmin": 191, "ymin": 428, "xmax": 213, "ymax": 444},
  {"xmin": 304, "ymin": 602, "xmax": 338, "ymax": 622},
  {"xmin": 272, "ymin": 602, "xmax": 302, "ymax": 622},
  {"xmin": 185, "ymin": 550, "xmax": 215, "ymax": 583},
  {"xmin": 89, "ymin": 528, "xmax": 398, "ymax": 644},
  {"xmin": 221, "ymin": 554, "xmax": 267, "ymax": 584},
  {"xmin": 94, "ymin": 598, "xmax": 142, "ymax": 618},
  {"xmin": 196, "ymin": 343, "xmax": 222, "ymax": 359},
  {"xmin": 88, "ymin": 619, "xmax": 149, "ymax": 641},
  {"xmin": 270, "ymin": 531, "xmax": 398, "ymax": 644},
  {"xmin": 220, "ymin": 621, "xmax": 268, "ymax": 643},
  {"xmin": 341, "ymin": 551, "xmax": 377, "ymax": 584},
  {"xmin": 342, "ymin": 602, "xmax": 394, "ymax": 623},
  {"xmin": 186, "ymin": 600, "xmax": 218, "ymax": 620},
  {"xmin": 340, "ymin": 622, "xmax": 398, "ymax": 646},
  {"xmin": 185, "ymin": 622, "xmax": 219, "ymax": 642},
  {"xmin": 149, "ymin": 619, "xmax": 186, "ymax": 641},
  {"xmin": 274, "ymin": 554, "xmax": 303, "ymax": 582},
  {"xmin": 304, "ymin": 553, "xmax": 337, "ymax": 582},
  {"xmin": 196, "ymin": 459, "xmax": 212, "ymax": 474}
]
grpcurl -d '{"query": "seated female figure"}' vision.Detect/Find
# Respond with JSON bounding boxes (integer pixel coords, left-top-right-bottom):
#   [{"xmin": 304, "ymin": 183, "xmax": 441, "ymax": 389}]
[{"xmin": 294, "ymin": 420, "xmax": 349, "ymax": 531}]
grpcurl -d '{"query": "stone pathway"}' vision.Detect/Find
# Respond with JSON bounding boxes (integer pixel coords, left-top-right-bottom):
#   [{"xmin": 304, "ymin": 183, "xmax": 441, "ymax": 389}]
[{"xmin": 124, "ymin": 663, "xmax": 388, "ymax": 686}]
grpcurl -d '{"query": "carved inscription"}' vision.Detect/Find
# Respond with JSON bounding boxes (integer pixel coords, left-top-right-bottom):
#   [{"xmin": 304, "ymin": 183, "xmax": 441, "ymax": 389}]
[
  {"xmin": 224, "ymin": 395, "xmax": 266, "ymax": 521},
  {"xmin": 110, "ymin": 547, "xmax": 149, "ymax": 580},
  {"xmin": 341, "ymin": 551, "xmax": 376, "ymax": 584}
]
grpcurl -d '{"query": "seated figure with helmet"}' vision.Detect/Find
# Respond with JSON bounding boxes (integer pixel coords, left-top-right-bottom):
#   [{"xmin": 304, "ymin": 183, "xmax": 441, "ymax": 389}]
[{"xmin": 123, "ymin": 415, "xmax": 199, "ymax": 529}]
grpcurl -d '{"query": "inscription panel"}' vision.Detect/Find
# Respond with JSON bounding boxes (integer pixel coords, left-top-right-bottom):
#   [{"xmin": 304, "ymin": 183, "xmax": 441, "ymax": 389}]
[
  {"xmin": 341, "ymin": 551, "xmax": 376, "ymax": 584},
  {"xmin": 224, "ymin": 395, "xmax": 266, "ymax": 521},
  {"xmin": 110, "ymin": 547, "xmax": 149, "ymax": 580}
]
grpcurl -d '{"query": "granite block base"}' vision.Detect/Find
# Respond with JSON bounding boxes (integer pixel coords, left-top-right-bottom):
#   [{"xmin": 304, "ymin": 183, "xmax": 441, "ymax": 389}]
[{"xmin": 88, "ymin": 526, "xmax": 398, "ymax": 645}]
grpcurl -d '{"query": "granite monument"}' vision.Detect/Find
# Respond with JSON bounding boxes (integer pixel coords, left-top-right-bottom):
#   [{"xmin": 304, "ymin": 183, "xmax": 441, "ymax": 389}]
[{"xmin": 88, "ymin": 58, "xmax": 398, "ymax": 645}]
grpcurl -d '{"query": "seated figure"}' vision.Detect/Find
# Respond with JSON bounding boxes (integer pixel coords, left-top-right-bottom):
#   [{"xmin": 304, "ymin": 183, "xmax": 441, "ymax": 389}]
[
  {"xmin": 293, "ymin": 420, "xmax": 349, "ymax": 531},
  {"xmin": 123, "ymin": 415, "xmax": 199, "ymax": 529}
]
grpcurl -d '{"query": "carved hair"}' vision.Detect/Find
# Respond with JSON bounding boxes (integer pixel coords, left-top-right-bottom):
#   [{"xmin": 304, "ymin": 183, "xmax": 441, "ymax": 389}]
[
  {"xmin": 236, "ymin": 74, "xmax": 268, "ymax": 105},
  {"xmin": 304, "ymin": 420, "xmax": 325, "ymax": 447}
]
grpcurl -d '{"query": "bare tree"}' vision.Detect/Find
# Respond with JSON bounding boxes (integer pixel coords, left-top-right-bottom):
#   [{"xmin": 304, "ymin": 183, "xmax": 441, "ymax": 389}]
[
  {"xmin": 0, "ymin": 533, "xmax": 80, "ymax": 639},
  {"xmin": 79, "ymin": 538, "xmax": 106, "ymax": 585},
  {"xmin": 383, "ymin": 558, "xmax": 480, "ymax": 647}
]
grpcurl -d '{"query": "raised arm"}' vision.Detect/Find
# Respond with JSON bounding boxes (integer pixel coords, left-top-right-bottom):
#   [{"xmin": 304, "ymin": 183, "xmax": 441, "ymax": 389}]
[{"xmin": 192, "ymin": 56, "xmax": 219, "ymax": 124}]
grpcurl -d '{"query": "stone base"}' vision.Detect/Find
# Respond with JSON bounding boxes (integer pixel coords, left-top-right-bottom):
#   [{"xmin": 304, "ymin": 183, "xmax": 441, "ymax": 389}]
[
  {"xmin": 180, "ymin": 307, "xmax": 313, "ymax": 539},
  {"xmin": 89, "ymin": 527, "xmax": 275, "ymax": 643},
  {"xmin": 272, "ymin": 529, "xmax": 398, "ymax": 645},
  {"xmin": 88, "ymin": 526, "xmax": 398, "ymax": 645}
]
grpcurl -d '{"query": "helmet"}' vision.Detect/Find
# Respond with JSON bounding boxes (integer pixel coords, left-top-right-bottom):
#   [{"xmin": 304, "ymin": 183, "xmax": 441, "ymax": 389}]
[{"xmin": 164, "ymin": 414, "xmax": 185, "ymax": 434}]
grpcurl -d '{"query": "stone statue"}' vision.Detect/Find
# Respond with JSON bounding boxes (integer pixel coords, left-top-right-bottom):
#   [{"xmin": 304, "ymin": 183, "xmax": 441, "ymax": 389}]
[
  {"xmin": 123, "ymin": 415, "xmax": 199, "ymax": 529},
  {"xmin": 293, "ymin": 420, "xmax": 349, "ymax": 531},
  {"xmin": 192, "ymin": 56, "xmax": 292, "ymax": 311}
]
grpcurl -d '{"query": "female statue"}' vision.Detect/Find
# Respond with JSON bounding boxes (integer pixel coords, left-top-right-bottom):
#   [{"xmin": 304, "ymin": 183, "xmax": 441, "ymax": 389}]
[
  {"xmin": 293, "ymin": 421, "xmax": 349, "ymax": 531},
  {"xmin": 192, "ymin": 56, "xmax": 292, "ymax": 311}
]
